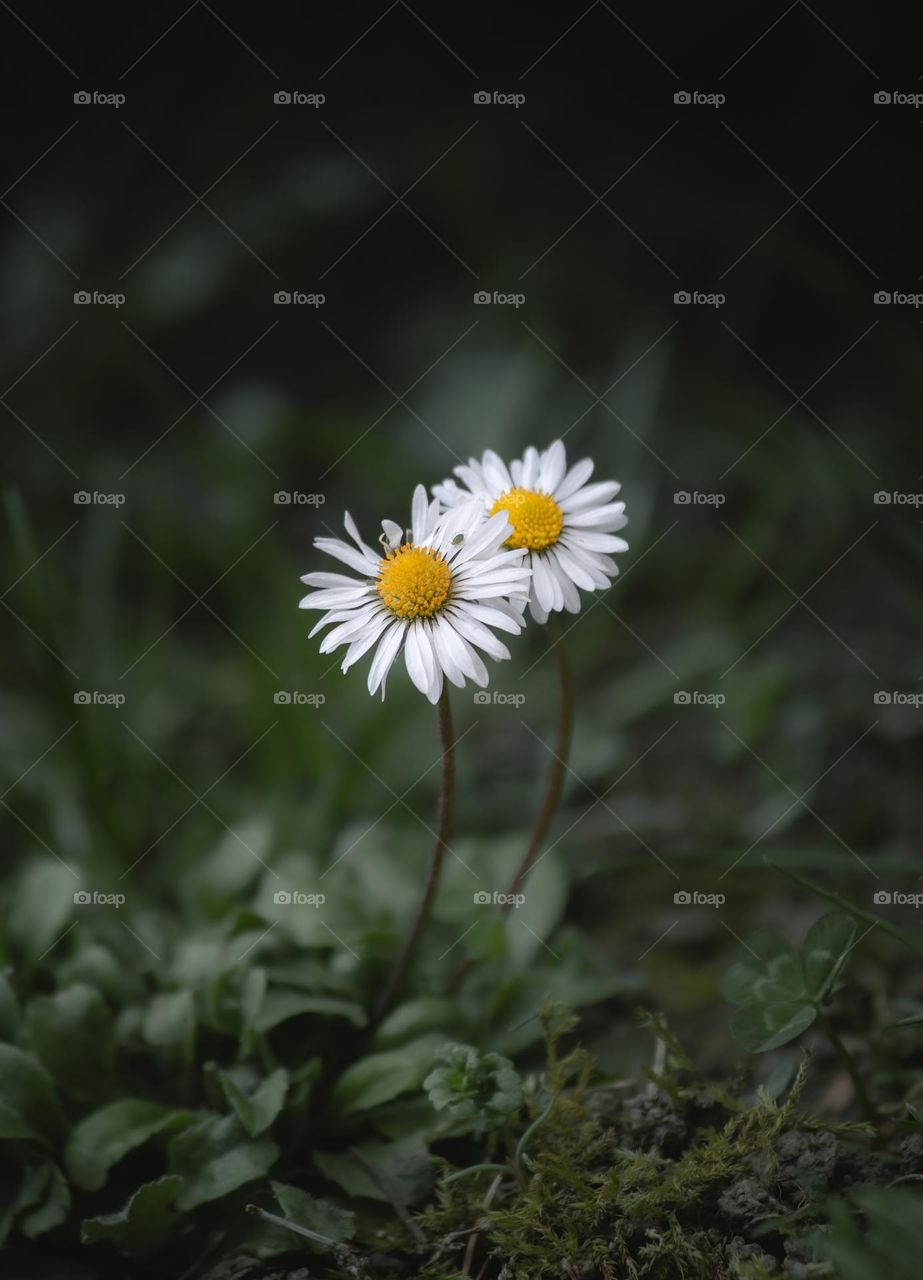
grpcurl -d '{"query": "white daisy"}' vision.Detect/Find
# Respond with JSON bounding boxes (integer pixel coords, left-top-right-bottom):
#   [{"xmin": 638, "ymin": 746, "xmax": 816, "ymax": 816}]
[
  {"xmin": 432, "ymin": 440, "xmax": 628, "ymax": 623},
  {"xmin": 299, "ymin": 486, "xmax": 532, "ymax": 703}
]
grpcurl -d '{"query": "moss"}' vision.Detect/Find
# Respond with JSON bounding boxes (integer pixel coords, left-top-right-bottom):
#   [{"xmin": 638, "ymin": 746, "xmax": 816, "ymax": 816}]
[{"xmin": 407, "ymin": 1014, "xmax": 902, "ymax": 1279}]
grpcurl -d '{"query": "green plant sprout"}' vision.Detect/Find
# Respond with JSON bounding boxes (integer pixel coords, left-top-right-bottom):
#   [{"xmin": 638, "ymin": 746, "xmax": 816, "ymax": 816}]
[{"xmin": 721, "ymin": 910, "xmax": 875, "ymax": 1118}]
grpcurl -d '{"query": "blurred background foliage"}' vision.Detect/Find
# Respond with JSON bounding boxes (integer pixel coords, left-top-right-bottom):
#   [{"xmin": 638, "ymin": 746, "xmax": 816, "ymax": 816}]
[{"xmin": 1, "ymin": 0, "xmax": 921, "ymax": 1175}]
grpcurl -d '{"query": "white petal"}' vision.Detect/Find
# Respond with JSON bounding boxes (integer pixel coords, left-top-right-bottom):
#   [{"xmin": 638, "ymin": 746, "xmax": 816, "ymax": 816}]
[
  {"xmin": 566, "ymin": 501, "xmax": 627, "ymax": 529},
  {"xmin": 431, "ymin": 618, "xmax": 468, "ymax": 687},
  {"xmin": 559, "ymin": 480, "xmax": 621, "ymax": 513},
  {"xmin": 554, "ymin": 456, "xmax": 594, "ymax": 501},
  {"xmin": 520, "ymin": 446, "xmax": 541, "ymax": 489},
  {"xmin": 411, "ymin": 485, "xmax": 429, "ymax": 544},
  {"xmin": 530, "ymin": 553, "xmax": 556, "ymax": 613},
  {"xmin": 404, "ymin": 622, "xmax": 435, "ymax": 698},
  {"xmin": 341, "ymin": 613, "xmax": 392, "ymax": 671},
  {"xmin": 368, "ymin": 622, "xmax": 406, "ymax": 697},
  {"xmin": 538, "ymin": 440, "xmax": 566, "ymax": 493},
  {"xmin": 460, "ymin": 601, "xmax": 525, "ymax": 635},
  {"xmin": 481, "ymin": 449, "xmax": 513, "ymax": 494},
  {"xmin": 448, "ymin": 608, "xmax": 511, "ymax": 662},
  {"xmin": 312, "ymin": 538, "xmax": 378, "ymax": 575},
  {"xmin": 562, "ymin": 530, "xmax": 629, "ymax": 553}
]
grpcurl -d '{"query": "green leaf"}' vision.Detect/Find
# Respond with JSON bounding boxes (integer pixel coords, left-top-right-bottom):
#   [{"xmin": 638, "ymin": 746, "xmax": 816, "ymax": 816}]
[
  {"xmin": 372, "ymin": 996, "xmax": 459, "ymax": 1049},
  {"xmin": 143, "ymin": 989, "xmax": 196, "ymax": 1066},
  {"xmin": 0, "ymin": 970, "xmax": 20, "ymax": 1041},
  {"xmin": 315, "ymin": 1135, "xmax": 431, "ymax": 1204},
  {"xmin": 802, "ymin": 912, "xmax": 857, "ymax": 1000},
  {"xmin": 81, "ymin": 1175, "xmax": 183, "ymax": 1258},
  {"xmin": 254, "ymin": 988, "xmax": 366, "ymax": 1033},
  {"xmin": 0, "ymin": 1043, "xmax": 66, "ymax": 1143},
  {"xmin": 10, "ymin": 861, "xmax": 77, "ymax": 962},
  {"xmin": 720, "ymin": 928, "xmax": 806, "ymax": 1006},
  {"xmin": 216, "ymin": 1067, "xmax": 288, "ymax": 1137},
  {"xmin": 168, "ymin": 1113, "xmax": 278, "ymax": 1210},
  {"xmin": 27, "ymin": 984, "xmax": 114, "ymax": 1103},
  {"xmin": 19, "ymin": 1161, "xmax": 70, "ymax": 1238},
  {"xmin": 731, "ymin": 1000, "xmax": 817, "ymax": 1053},
  {"xmin": 271, "ymin": 1181, "xmax": 355, "ymax": 1253},
  {"xmin": 66, "ymin": 1099, "xmax": 194, "ymax": 1191},
  {"xmin": 333, "ymin": 1035, "xmax": 444, "ymax": 1115},
  {"xmin": 767, "ymin": 860, "xmax": 923, "ymax": 957}
]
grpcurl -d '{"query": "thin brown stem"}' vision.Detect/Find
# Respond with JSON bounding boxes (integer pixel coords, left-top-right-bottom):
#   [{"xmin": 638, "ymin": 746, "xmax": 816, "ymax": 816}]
[
  {"xmin": 449, "ymin": 619, "xmax": 572, "ymax": 992},
  {"xmin": 503, "ymin": 617, "xmax": 573, "ymax": 907},
  {"xmin": 374, "ymin": 686, "xmax": 454, "ymax": 1022},
  {"xmin": 815, "ymin": 1008, "xmax": 876, "ymax": 1121}
]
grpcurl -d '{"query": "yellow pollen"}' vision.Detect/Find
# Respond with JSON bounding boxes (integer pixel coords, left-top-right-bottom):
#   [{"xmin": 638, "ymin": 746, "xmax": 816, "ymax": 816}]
[
  {"xmin": 490, "ymin": 487, "xmax": 564, "ymax": 551},
  {"xmin": 376, "ymin": 544, "xmax": 452, "ymax": 620}
]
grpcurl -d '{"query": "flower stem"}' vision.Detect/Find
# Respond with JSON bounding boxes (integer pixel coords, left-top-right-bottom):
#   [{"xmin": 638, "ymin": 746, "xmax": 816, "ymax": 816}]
[
  {"xmin": 374, "ymin": 686, "xmax": 455, "ymax": 1023},
  {"xmin": 448, "ymin": 620, "xmax": 572, "ymax": 993},
  {"xmin": 503, "ymin": 617, "xmax": 573, "ymax": 908},
  {"xmin": 815, "ymin": 1008, "xmax": 876, "ymax": 1121}
]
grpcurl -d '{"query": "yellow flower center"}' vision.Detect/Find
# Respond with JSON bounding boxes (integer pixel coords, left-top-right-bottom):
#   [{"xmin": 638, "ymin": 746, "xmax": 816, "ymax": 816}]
[
  {"xmin": 489, "ymin": 487, "xmax": 564, "ymax": 551},
  {"xmin": 377, "ymin": 544, "xmax": 452, "ymax": 620}
]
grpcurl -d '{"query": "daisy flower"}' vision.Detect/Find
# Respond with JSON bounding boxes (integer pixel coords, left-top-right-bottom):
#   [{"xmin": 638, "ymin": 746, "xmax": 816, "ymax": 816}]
[
  {"xmin": 432, "ymin": 440, "xmax": 628, "ymax": 623},
  {"xmin": 299, "ymin": 486, "xmax": 532, "ymax": 703}
]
